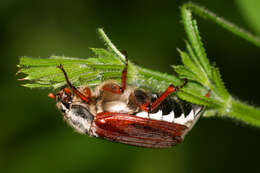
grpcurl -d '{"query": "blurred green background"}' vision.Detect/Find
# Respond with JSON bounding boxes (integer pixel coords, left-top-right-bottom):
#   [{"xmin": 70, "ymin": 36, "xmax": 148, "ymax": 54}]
[{"xmin": 1, "ymin": 0, "xmax": 260, "ymax": 173}]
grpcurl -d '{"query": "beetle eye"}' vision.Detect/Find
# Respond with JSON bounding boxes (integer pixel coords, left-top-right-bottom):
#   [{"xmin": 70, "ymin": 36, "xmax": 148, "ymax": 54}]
[
  {"xmin": 58, "ymin": 90, "xmax": 72, "ymax": 110},
  {"xmin": 61, "ymin": 100, "xmax": 70, "ymax": 109}
]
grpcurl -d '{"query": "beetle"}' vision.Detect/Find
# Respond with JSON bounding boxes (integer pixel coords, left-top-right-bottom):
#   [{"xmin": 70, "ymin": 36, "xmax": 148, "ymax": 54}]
[{"xmin": 48, "ymin": 54, "xmax": 203, "ymax": 148}]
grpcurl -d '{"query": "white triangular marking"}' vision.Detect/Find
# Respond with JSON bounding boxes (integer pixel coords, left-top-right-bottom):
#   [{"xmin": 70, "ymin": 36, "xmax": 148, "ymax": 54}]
[
  {"xmin": 135, "ymin": 108, "xmax": 201, "ymax": 125},
  {"xmin": 174, "ymin": 114, "xmax": 186, "ymax": 125},
  {"xmin": 162, "ymin": 111, "xmax": 175, "ymax": 122},
  {"xmin": 185, "ymin": 111, "xmax": 195, "ymax": 122},
  {"xmin": 149, "ymin": 110, "xmax": 163, "ymax": 120},
  {"xmin": 136, "ymin": 112, "xmax": 149, "ymax": 118}
]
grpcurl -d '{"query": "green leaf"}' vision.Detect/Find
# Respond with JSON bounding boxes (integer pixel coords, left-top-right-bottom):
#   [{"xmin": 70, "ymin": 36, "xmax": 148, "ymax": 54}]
[
  {"xmin": 177, "ymin": 48, "xmax": 208, "ymax": 84},
  {"xmin": 180, "ymin": 2, "xmax": 260, "ymax": 127},
  {"xmin": 181, "ymin": 7, "xmax": 212, "ymax": 81},
  {"xmin": 191, "ymin": 19, "xmax": 212, "ymax": 78},
  {"xmin": 173, "ymin": 65, "xmax": 197, "ymax": 82},
  {"xmin": 178, "ymin": 49, "xmax": 199, "ymax": 75},
  {"xmin": 18, "ymin": 53, "xmax": 125, "ymax": 89},
  {"xmin": 185, "ymin": 41, "xmax": 201, "ymax": 68},
  {"xmin": 211, "ymin": 67, "xmax": 229, "ymax": 100},
  {"xmin": 177, "ymin": 91, "xmax": 219, "ymax": 108}
]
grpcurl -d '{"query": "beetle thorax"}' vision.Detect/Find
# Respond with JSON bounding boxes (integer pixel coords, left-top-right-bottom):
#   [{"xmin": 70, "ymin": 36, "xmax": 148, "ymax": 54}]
[{"xmin": 95, "ymin": 86, "xmax": 138, "ymax": 114}]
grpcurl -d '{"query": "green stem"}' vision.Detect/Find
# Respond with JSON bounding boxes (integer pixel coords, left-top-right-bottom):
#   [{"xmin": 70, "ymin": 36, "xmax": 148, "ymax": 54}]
[
  {"xmin": 229, "ymin": 98, "xmax": 260, "ymax": 126},
  {"xmin": 182, "ymin": 2, "xmax": 260, "ymax": 48},
  {"xmin": 97, "ymin": 28, "xmax": 126, "ymax": 61}
]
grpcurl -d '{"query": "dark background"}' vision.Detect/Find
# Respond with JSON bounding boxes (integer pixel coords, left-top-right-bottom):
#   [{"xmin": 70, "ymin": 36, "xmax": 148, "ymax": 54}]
[{"xmin": 1, "ymin": 0, "xmax": 260, "ymax": 173}]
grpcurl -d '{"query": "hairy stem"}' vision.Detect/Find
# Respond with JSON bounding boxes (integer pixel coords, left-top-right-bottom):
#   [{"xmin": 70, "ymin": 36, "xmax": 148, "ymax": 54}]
[
  {"xmin": 97, "ymin": 28, "xmax": 126, "ymax": 61},
  {"xmin": 229, "ymin": 99, "xmax": 260, "ymax": 127},
  {"xmin": 183, "ymin": 2, "xmax": 260, "ymax": 48}
]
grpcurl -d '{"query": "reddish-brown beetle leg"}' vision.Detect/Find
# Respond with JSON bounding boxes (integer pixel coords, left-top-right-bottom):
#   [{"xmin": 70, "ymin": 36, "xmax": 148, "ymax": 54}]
[
  {"xmin": 102, "ymin": 83, "xmax": 122, "ymax": 94},
  {"xmin": 64, "ymin": 87, "xmax": 71, "ymax": 96},
  {"xmin": 149, "ymin": 79, "xmax": 188, "ymax": 112},
  {"xmin": 120, "ymin": 51, "xmax": 128, "ymax": 93},
  {"xmin": 57, "ymin": 64, "xmax": 91, "ymax": 103},
  {"xmin": 101, "ymin": 52, "xmax": 129, "ymax": 94},
  {"xmin": 83, "ymin": 87, "xmax": 91, "ymax": 98},
  {"xmin": 139, "ymin": 102, "xmax": 151, "ymax": 112},
  {"xmin": 48, "ymin": 93, "xmax": 56, "ymax": 99},
  {"xmin": 150, "ymin": 85, "xmax": 176, "ymax": 111}
]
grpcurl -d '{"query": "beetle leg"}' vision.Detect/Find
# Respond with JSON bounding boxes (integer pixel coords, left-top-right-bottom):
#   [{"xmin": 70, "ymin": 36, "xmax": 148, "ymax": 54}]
[
  {"xmin": 48, "ymin": 93, "xmax": 56, "ymax": 99},
  {"xmin": 120, "ymin": 51, "xmax": 128, "ymax": 93},
  {"xmin": 150, "ymin": 79, "xmax": 187, "ymax": 111},
  {"xmin": 57, "ymin": 64, "xmax": 91, "ymax": 103},
  {"xmin": 83, "ymin": 87, "xmax": 92, "ymax": 98},
  {"xmin": 136, "ymin": 79, "xmax": 187, "ymax": 112},
  {"xmin": 102, "ymin": 83, "xmax": 122, "ymax": 94},
  {"xmin": 139, "ymin": 102, "xmax": 151, "ymax": 112},
  {"xmin": 149, "ymin": 84, "xmax": 177, "ymax": 112},
  {"xmin": 64, "ymin": 87, "xmax": 72, "ymax": 96},
  {"xmin": 101, "ymin": 52, "xmax": 128, "ymax": 94}
]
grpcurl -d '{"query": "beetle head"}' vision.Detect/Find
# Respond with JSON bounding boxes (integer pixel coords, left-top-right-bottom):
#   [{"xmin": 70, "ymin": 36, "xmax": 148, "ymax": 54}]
[
  {"xmin": 54, "ymin": 88, "xmax": 72, "ymax": 114},
  {"xmin": 50, "ymin": 88, "xmax": 95, "ymax": 134}
]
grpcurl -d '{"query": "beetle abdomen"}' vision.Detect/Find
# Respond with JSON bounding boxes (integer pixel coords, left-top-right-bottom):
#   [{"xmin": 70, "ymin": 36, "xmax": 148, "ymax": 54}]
[{"xmin": 135, "ymin": 94, "xmax": 203, "ymax": 128}]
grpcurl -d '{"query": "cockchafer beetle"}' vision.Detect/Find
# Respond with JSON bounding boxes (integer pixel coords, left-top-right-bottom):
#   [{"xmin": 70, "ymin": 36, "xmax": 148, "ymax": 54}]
[{"xmin": 48, "ymin": 54, "xmax": 204, "ymax": 148}]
